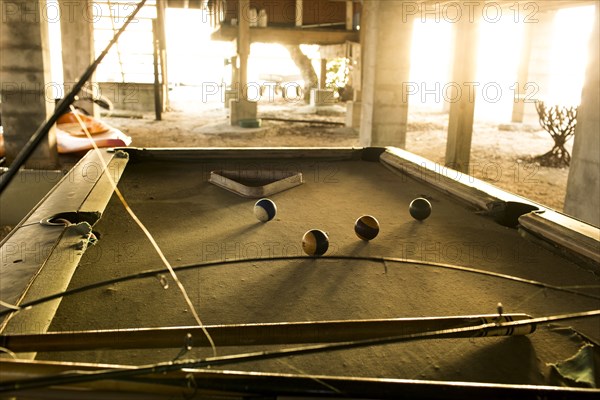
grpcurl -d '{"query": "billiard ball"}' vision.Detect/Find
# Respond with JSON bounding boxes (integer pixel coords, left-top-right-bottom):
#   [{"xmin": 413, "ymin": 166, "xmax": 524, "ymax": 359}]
[
  {"xmin": 354, "ymin": 215, "xmax": 380, "ymax": 241},
  {"xmin": 409, "ymin": 198, "xmax": 432, "ymax": 221},
  {"xmin": 254, "ymin": 198, "xmax": 277, "ymax": 222},
  {"xmin": 302, "ymin": 229, "xmax": 329, "ymax": 256}
]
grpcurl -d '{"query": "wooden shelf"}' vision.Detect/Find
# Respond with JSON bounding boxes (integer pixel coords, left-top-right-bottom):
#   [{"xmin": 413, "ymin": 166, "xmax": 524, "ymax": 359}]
[{"xmin": 211, "ymin": 25, "xmax": 359, "ymax": 45}]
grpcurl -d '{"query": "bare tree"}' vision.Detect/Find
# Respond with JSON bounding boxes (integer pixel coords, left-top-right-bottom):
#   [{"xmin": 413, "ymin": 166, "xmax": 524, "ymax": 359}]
[
  {"xmin": 284, "ymin": 45, "xmax": 318, "ymax": 103},
  {"xmin": 534, "ymin": 101, "xmax": 577, "ymax": 168}
]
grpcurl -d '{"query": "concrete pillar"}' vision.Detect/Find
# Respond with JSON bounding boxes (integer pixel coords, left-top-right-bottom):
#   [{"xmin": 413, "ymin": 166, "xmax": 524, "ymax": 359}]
[
  {"xmin": 225, "ymin": 55, "xmax": 239, "ymax": 109},
  {"xmin": 231, "ymin": 55, "xmax": 239, "ymax": 86},
  {"xmin": 237, "ymin": 0, "xmax": 250, "ymax": 91},
  {"xmin": 359, "ymin": 0, "xmax": 413, "ymax": 148},
  {"xmin": 59, "ymin": 0, "xmax": 97, "ymax": 117},
  {"xmin": 230, "ymin": 98, "xmax": 257, "ymax": 123},
  {"xmin": 445, "ymin": 5, "xmax": 481, "ymax": 173},
  {"xmin": 346, "ymin": 100, "xmax": 361, "ymax": 129},
  {"xmin": 521, "ymin": 10, "xmax": 555, "ymax": 124},
  {"xmin": 564, "ymin": 5, "xmax": 599, "ymax": 226},
  {"xmin": 319, "ymin": 58, "xmax": 327, "ymax": 89},
  {"xmin": 229, "ymin": 0, "xmax": 257, "ymax": 125},
  {"xmin": 354, "ymin": 17, "xmax": 365, "ymax": 103},
  {"xmin": 231, "ymin": 0, "xmax": 256, "ymax": 124},
  {"xmin": 0, "ymin": 0, "xmax": 58, "ymax": 168},
  {"xmin": 511, "ymin": 22, "xmax": 533, "ymax": 123},
  {"xmin": 358, "ymin": 0, "xmax": 378, "ymax": 146}
]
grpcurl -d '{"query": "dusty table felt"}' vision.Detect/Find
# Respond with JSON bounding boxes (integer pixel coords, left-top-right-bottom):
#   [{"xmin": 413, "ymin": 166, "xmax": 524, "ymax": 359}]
[{"xmin": 40, "ymin": 157, "xmax": 600, "ymax": 385}]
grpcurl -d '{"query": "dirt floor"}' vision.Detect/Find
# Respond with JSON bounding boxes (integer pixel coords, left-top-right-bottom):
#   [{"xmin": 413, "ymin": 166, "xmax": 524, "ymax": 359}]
[{"xmin": 103, "ymin": 98, "xmax": 571, "ymax": 212}]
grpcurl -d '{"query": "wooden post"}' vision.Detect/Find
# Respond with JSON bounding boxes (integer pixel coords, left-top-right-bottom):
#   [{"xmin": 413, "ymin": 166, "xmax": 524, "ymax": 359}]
[
  {"xmin": 445, "ymin": 9, "xmax": 481, "ymax": 173},
  {"xmin": 346, "ymin": 0, "xmax": 353, "ymax": 30},
  {"xmin": 156, "ymin": 0, "xmax": 169, "ymax": 110},
  {"xmin": 296, "ymin": 0, "xmax": 303, "ymax": 27},
  {"xmin": 320, "ymin": 58, "xmax": 328, "ymax": 89},
  {"xmin": 152, "ymin": 20, "xmax": 162, "ymax": 121}
]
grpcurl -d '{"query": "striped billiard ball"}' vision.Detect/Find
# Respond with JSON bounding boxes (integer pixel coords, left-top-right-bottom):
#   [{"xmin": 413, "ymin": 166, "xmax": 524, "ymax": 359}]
[
  {"xmin": 354, "ymin": 215, "xmax": 380, "ymax": 241},
  {"xmin": 302, "ymin": 229, "xmax": 329, "ymax": 256},
  {"xmin": 409, "ymin": 197, "xmax": 432, "ymax": 221},
  {"xmin": 254, "ymin": 198, "xmax": 277, "ymax": 222}
]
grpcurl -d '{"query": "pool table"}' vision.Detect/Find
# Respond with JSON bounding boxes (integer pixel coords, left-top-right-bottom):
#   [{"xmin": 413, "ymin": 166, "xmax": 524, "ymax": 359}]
[{"xmin": 0, "ymin": 147, "xmax": 599, "ymax": 399}]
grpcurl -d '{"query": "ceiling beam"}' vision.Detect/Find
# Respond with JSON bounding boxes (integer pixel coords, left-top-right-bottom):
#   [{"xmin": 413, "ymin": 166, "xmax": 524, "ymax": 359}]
[{"xmin": 212, "ymin": 25, "xmax": 360, "ymax": 45}]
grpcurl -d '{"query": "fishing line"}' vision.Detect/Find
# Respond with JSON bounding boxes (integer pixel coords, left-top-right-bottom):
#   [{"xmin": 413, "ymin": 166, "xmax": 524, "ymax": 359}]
[
  {"xmin": 68, "ymin": 105, "xmax": 217, "ymax": 357},
  {"xmin": 2, "ymin": 255, "xmax": 598, "ymax": 319}
]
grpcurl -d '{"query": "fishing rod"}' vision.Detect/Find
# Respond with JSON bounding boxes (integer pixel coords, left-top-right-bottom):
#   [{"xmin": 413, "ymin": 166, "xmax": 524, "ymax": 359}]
[
  {"xmin": 2, "ymin": 255, "xmax": 598, "ymax": 318},
  {"xmin": 1, "ymin": 309, "xmax": 598, "ymax": 393}
]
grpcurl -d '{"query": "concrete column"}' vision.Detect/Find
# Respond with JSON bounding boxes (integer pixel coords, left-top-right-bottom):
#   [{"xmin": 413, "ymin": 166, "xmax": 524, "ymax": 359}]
[
  {"xmin": 564, "ymin": 5, "xmax": 599, "ymax": 226},
  {"xmin": 511, "ymin": 21, "xmax": 533, "ymax": 123},
  {"xmin": 231, "ymin": 0, "xmax": 256, "ymax": 125},
  {"xmin": 346, "ymin": 100, "xmax": 361, "ymax": 129},
  {"xmin": 359, "ymin": 0, "xmax": 413, "ymax": 148},
  {"xmin": 224, "ymin": 55, "xmax": 240, "ymax": 109},
  {"xmin": 521, "ymin": 10, "xmax": 555, "ymax": 124},
  {"xmin": 59, "ymin": 0, "xmax": 97, "ymax": 117},
  {"xmin": 358, "ymin": 0, "xmax": 378, "ymax": 145},
  {"xmin": 0, "ymin": 0, "xmax": 58, "ymax": 168},
  {"xmin": 319, "ymin": 58, "xmax": 327, "ymax": 89},
  {"xmin": 354, "ymin": 16, "xmax": 365, "ymax": 102},
  {"xmin": 231, "ymin": 55, "xmax": 239, "ymax": 85},
  {"xmin": 237, "ymin": 0, "xmax": 250, "ymax": 92},
  {"xmin": 445, "ymin": 5, "xmax": 481, "ymax": 173}
]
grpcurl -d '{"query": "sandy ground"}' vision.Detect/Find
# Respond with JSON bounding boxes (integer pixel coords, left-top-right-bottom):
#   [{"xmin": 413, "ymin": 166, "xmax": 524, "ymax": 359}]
[{"xmin": 103, "ymin": 97, "xmax": 571, "ymax": 212}]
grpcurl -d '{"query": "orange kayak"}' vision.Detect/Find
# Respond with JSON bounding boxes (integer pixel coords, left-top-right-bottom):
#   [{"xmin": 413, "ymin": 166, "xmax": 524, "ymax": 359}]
[
  {"xmin": 0, "ymin": 126, "xmax": 131, "ymax": 156},
  {"xmin": 57, "ymin": 110, "xmax": 111, "ymax": 136}
]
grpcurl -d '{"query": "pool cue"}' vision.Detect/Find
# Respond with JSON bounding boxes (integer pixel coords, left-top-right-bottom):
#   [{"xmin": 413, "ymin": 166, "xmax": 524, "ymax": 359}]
[
  {"xmin": 0, "ymin": 0, "xmax": 148, "ymax": 196},
  {"xmin": 2, "ymin": 310, "xmax": 599, "ymax": 394},
  {"xmin": 1, "ymin": 314, "xmax": 534, "ymax": 353}
]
